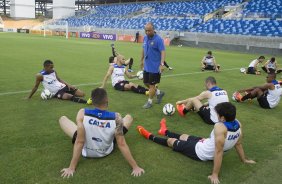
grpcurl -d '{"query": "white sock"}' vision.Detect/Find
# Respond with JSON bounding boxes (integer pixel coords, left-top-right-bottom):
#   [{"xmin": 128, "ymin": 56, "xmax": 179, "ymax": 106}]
[
  {"xmin": 148, "ymin": 98, "xmax": 153, "ymax": 104},
  {"xmin": 156, "ymin": 89, "xmax": 160, "ymax": 95}
]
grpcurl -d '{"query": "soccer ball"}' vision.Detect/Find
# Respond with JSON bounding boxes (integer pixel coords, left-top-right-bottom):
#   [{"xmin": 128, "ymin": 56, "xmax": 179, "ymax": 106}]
[
  {"xmin": 163, "ymin": 103, "xmax": 175, "ymax": 116},
  {"xmin": 136, "ymin": 71, "xmax": 143, "ymax": 80},
  {"xmin": 41, "ymin": 89, "xmax": 53, "ymax": 100},
  {"xmin": 240, "ymin": 68, "xmax": 246, "ymax": 73}
]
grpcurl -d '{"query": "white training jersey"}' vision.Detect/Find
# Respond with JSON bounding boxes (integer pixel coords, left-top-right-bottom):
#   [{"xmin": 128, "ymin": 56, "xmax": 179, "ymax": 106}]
[
  {"xmin": 204, "ymin": 56, "xmax": 214, "ymax": 66},
  {"xmin": 248, "ymin": 59, "xmax": 257, "ymax": 67},
  {"xmin": 267, "ymin": 80, "xmax": 282, "ymax": 108},
  {"xmin": 82, "ymin": 108, "xmax": 116, "ymax": 158},
  {"xmin": 208, "ymin": 86, "xmax": 229, "ymax": 123},
  {"xmin": 40, "ymin": 70, "xmax": 66, "ymax": 94},
  {"xmin": 111, "ymin": 64, "xmax": 126, "ymax": 87},
  {"xmin": 266, "ymin": 61, "xmax": 276, "ymax": 69},
  {"xmin": 195, "ymin": 120, "xmax": 241, "ymax": 161}
]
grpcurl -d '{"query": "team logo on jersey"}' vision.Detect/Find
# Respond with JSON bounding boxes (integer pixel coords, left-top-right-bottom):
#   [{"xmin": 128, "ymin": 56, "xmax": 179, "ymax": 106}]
[
  {"xmin": 150, "ymin": 41, "xmax": 154, "ymax": 45},
  {"xmin": 89, "ymin": 119, "xmax": 111, "ymax": 128},
  {"xmin": 92, "ymin": 137, "xmax": 102, "ymax": 142}
]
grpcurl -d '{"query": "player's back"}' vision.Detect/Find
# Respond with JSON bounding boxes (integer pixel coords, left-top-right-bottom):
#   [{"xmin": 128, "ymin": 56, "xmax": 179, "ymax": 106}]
[{"xmin": 82, "ymin": 108, "xmax": 116, "ymax": 158}]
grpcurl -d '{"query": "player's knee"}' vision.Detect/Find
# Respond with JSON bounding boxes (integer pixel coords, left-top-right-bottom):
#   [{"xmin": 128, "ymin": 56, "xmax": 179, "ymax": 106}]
[
  {"xmin": 59, "ymin": 116, "xmax": 67, "ymax": 124},
  {"xmin": 179, "ymin": 134, "xmax": 189, "ymax": 141},
  {"xmin": 167, "ymin": 138, "xmax": 177, "ymax": 147}
]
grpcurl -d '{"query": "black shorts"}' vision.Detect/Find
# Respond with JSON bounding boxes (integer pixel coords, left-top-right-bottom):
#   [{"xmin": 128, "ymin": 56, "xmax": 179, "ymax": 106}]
[
  {"xmin": 173, "ymin": 136, "xmax": 202, "ymax": 161},
  {"xmin": 257, "ymin": 93, "xmax": 271, "ymax": 109},
  {"xmin": 72, "ymin": 127, "xmax": 128, "ymax": 145},
  {"xmin": 55, "ymin": 86, "xmax": 77, "ymax": 99},
  {"xmin": 143, "ymin": 71, "xmax": 161, "ymax": 85},
  {"xmin": 197, "ymin": 106, "xmax": 214, "ymax": 125},
  {"xmin": 114, "ymin": 81, "xmax": 130, "ymax": 91},
  {"xmin": 204, "ymin": 65, "xmax": 215, "ymax": 70},
  {"xmin": 247, "ymin": 67, "xmax": 256, "ymax": 74}
]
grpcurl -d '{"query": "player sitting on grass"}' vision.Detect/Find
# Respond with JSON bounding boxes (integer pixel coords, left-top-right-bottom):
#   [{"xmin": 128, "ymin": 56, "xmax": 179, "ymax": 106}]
[
  {"xmin": 59, "ymin": 88, "xmax": 144, "ymax": 178},
  {"xmin": 261, "ymin": 57, "xmax": 282, "ymax": 74},
  {"xmin": 201, "ymin": 51, "xmax": 220, "ymax": 72},
  {"xmin": 176, "ymin": 76, "xmax": 229, "ymax": 125},
  {"xmin": 233, "ymin": 73, "xmax": 282, "ymax": 109},
  {"xmin": 137, "ymin": 102, "xmax": 256, "ymax": 184},
  {"xmin": 26, "ymin": 60, "xmax": 91, "ymax": 104},
  {"xmin": 246, "ymin": 56, "xmax": 265, "ymax": 75},
  {"xmin": 101, "ymin": 55, "xmax": 149, "ymax": 95}
]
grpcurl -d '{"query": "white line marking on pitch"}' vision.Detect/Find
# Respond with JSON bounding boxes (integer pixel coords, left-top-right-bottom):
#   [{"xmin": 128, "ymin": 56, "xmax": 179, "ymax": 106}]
[{"xmin": 0, "ymin": 68, "xmax": 240, "ymax": 96}]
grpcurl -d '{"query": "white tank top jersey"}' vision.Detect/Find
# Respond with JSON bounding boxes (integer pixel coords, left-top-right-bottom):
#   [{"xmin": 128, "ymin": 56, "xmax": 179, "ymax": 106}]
[
  {"xmin": 266, "ymin": 62, "xmax": 276, "ymax": 69},
  {"xmin": 40, "ymin": 70, "xmax": 66, "ymax": 94},
  {"xmin": 111, "ymin": 64, "xmax": 126, "ymax": 86},
  {"xmin": 248, "ymin": 59, "xmax": 257, "ymax": 67},
  {"xmin": 82, "ymin": 108, "xmax": 116, "ymax": 158},
  {"xmin": 208, "ymin": 86, "xmax": 229, "ymax": 123},
  {"xmin": 195, "ymin": 120, "xmax": 241, "ymax": 161},
  {"xmin": 204, "ymin": 56, "xmax": 214, "ymax": 66},
  {"xmin": 267, "ymin": 80, "xmax": 282, "ymax": 108}
]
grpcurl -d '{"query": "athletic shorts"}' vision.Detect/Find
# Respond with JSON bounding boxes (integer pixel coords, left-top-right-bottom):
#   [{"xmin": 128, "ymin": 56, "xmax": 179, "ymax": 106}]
[
  {"xmin": 257, "ymin": 93, "xmax": 271, "ymax": 109},
  {"xmin": 114, "ymin": 81, "xmax": 130, "ymax": 91},
  {"xmin": 247, "ymin": 67, "xmax": 256, "ymax": 74},
  {"xmin": 72, "ymin": 127, "xmax": 128, "ymax": 145},
  {"xmin": 173, "ymin": 135, "xmax": 202, "ymax": 161},
  {"xmin": 55, "ymin": 86, "xmax": 77, "ymax": 99},
  {"xmin": 204, "ymin": 65, "xmax": 215, "ymax": 70},
  {"xmin": 143, "ymin": 71, "xmax": 161, "ymax": 85},
  {"xmin": 197, "ymin": 106, "xmax": 214, "ymax": 125},
  {"xmin": 261, "ymin": 67, "xmax": 275, "ymax": 73}
]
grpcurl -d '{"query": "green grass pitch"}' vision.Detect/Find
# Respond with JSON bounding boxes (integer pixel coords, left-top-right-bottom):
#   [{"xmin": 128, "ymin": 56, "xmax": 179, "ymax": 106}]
[{"xmin": 0, "ymin": 33, "xmax": 281, "ymax": 183}]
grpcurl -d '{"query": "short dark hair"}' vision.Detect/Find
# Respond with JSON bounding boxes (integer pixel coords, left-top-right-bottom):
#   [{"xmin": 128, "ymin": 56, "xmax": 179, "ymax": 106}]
[
  {"xmin": 91, "ymin": 88, "xmax": 108, "ymax": 106},
  {"xmin": 258, "ymin": 56, "xmax": 265, "ymax": 60},
  {"xmin": 43, "ymin": 60, "xmax": 53, "ymax": 67},
  {"xmin": 268, "ymin": 72, "xmax": 276, "ymax": 79},
  {"xmin": 207, "ymin": 51, "xmax": 212, "ymax": 55},
  {"xmin": 109, "ymin": 56, "xmax": 115, "ymax": 63},
  {"xmin": 215, "ymin": 102, "xmax": 236, "ymax": 122},
  {"xmin": 270, "ymin": 57, "xmax": 275, "ymax": 62},
  {"xmin": 205, "ymin": 76, "xmax": 216, "ymax": 85}
]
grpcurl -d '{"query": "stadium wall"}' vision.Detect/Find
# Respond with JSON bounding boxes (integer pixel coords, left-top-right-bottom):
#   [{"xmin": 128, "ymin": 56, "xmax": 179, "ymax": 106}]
[{"xmin": 174, "ymin": 32, "xmax": 282, "ymax": 56}]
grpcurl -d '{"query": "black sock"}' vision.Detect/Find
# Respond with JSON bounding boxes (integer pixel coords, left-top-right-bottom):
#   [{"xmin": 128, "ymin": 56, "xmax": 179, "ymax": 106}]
[
  {"xmin": 183, "ymin": 108, "xmax": 190, "ymax": 114},
  {"xmin": 165, "ymin": 130, "xmax": 181, "ymax": 139},
  {"xmin": 149, "ymin": 135, "xmax": 168, "ymax": 147},
  {"xmin": 131, "ymin": 86, "xmax": 147, "ymax": 94},
  {"xmin": 241, "ymin": 93, "xmax": 252, "ymax": 101},
  {"xmin": 70, "ymin": 96, "xmax": 87, "ymax": 104},
  {"xmin": 164, "ymin": 61, "xmax": 169, "ymax": 68},
  {"xmin": 128, "ymin": 58, "xmax": 133, "ymax": 69}
]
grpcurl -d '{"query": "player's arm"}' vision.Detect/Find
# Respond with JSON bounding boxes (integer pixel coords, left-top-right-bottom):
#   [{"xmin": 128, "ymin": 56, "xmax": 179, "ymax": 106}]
[
  {"xmin": 235, "ymin": 122, "xmax": 256, "ymax": 164},
  {"xmin": 201, "ymin": 56, "xmax": 206, "ymax": 66},
  {"xmin": 196, "ymin": 91, "xmax": 212, "ymax": 101},
  {"xmin": 140, "ymin": 48, "xmax": 144, "ymax": 70},
  {"xmin": 263, "ymin": 61, "xmax": 270, "ymax": 73},
  {"xmin": 26, "ymin": 74, "xmax": 43, "ymax": 99},
  {"xmin": 61, "ymin": 109, "xmax": 85, "ymax": 178},
  {"xmin": 254, "ymin": 60, "xmax": 260, "ymax": 70},
  {"xmin": 56, "ymin": 71, "xmax": 76, "ymax": 90},
  {"xmin": 115, "ymin": 113, "xmax": 144, "ymax": 177},
  {"xmin": 125, "ymin": 70, "xmax": 137, "ymax": 79},
  {"xmin": 208, "ymin": 124, "xmax": 226, "ymax": 184},
  {"xmin": 100, "ymin": 66, "xmax": 114, "ymax": 88},
  {"xmin": 213, "ymin": 57, "xmax": 219, "ymax": 72}
]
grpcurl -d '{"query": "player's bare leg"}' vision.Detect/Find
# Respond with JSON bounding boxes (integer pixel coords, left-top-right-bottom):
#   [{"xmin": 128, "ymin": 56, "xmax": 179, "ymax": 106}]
[{"xmin": 59, "ymin": 116, "xmax": 77, "ymax": 138}]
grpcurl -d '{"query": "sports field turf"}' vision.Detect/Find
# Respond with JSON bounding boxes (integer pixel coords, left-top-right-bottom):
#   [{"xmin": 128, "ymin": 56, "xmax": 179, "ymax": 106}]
[{"xmin": 0, "ymin": 33, "xmax": 281, "ymax": 183}]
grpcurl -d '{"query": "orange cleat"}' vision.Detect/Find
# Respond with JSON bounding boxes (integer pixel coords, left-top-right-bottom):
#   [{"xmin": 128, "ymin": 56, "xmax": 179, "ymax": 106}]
[
  {"xmin": 137, "ymin": 126, "xmax": 152, "ymax": 139},
  {"xmin": 176, "ymin": 104, "xmax": 185, "ymax": 117},
  {"xmin": 158, "ymin": 118, "xmax": 167, "ymax": 136},
  {"xmin": 234, "ymin": 92, "xmax": 243, "ymax": 102}
]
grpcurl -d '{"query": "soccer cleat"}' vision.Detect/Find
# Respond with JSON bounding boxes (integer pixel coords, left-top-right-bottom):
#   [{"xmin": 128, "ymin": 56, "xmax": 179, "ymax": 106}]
[
  {"xmin": 137, "ymin": 126, "xmax": 151, "ymax": 139},
  {"xmin": 168, "ymin": 67, "xmax": 173, "ymax": 70},
  {"xmin": 143, "ymin": 101, "xmax": 153, "ymax": 109},
  {"xmin": 234, "ymin": 92, "xmax": 243, "ymax": 102},
  {"xmin": 156, "ymin": 91, "xmax": 165, "ymax": 104},
  {"xmin": 86, "ymin": 98, "xmax": 92, "ymax": 105},
  {"xmin": 176, "ymin": 104, "xmax": 185, "ymax": 117},
  {"xmin": 158, "ymin": 118, "xmax": 167, "ymax": 136}
]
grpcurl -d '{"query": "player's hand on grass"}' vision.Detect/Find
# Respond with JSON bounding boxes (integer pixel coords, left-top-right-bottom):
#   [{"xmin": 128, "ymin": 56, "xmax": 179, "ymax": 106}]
[
  {"xmin": 244, "ymin": 159, "xmax": 256, "ymax": 164},
  {"xmin": 131, "ymin": 166, "xmax": 145, "ymax": 177},
  {"xmin": 208, "ymin": 174, "xmax": 220, "ymax": 184},
  {"xmin": 60, "ymin": 168, "xmax": 75, "ymax": 178}
]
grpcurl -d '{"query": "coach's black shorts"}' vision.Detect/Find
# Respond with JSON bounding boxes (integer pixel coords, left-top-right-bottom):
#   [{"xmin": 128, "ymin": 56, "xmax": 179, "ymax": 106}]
[
  {"xmin": 55, "ymin": 86, "xmax": 77, "ymax": 99},
  {"xmin": 72, "ymin": 127, "xmax": 128, "ymax": 145},
  {"xmin": 114, "ymin": 81, "xmax": 130, "ymax": 91},
  {"xmin": 197, "ymin": 106, "xmax": 214, "ymax": 125},
  {"xmin": 173, "ymin": 135, "xmax": 202, "ymax": 161},
  {"xmin": 143, "ymin": 71, "xmax": 161, "ymax": 85},
  {"xmin": 257, "ymin": 93, "xmax": 271, "ymax": 109}
]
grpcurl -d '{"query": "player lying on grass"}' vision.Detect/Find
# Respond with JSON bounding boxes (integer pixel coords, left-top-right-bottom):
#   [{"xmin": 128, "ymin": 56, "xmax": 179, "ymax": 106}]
[
  {"xmin": 26, "ymin": 60, "xmax": 91, "ymax": 104},
  {"xmin": 59, "ymin": 88, "xmax": 144, "ymax": 178},
  {"xmin": 261, "ymin": 57, "xmax": 282, "ymax": 74},
  {"xmin": 176, "ymin": 76, "xmax": 229, "ymax": 125},
  {"xmin": 137, "ymin": 102, "xmax": 255, "ymax": 184},
  {"xmin": 101, "ymin": 55, "xmax": 149, "ymax": 95},
  {"xmin": 246, "ymin": 56, "xmax": 265, "ymax": 75},
  {"xmin": 233, "ymin": 73, "xmax": 282, "ymax": 109},
  {"xmin": 201, "ymin": 51, "xmax": 220, "ymax": 72}
]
